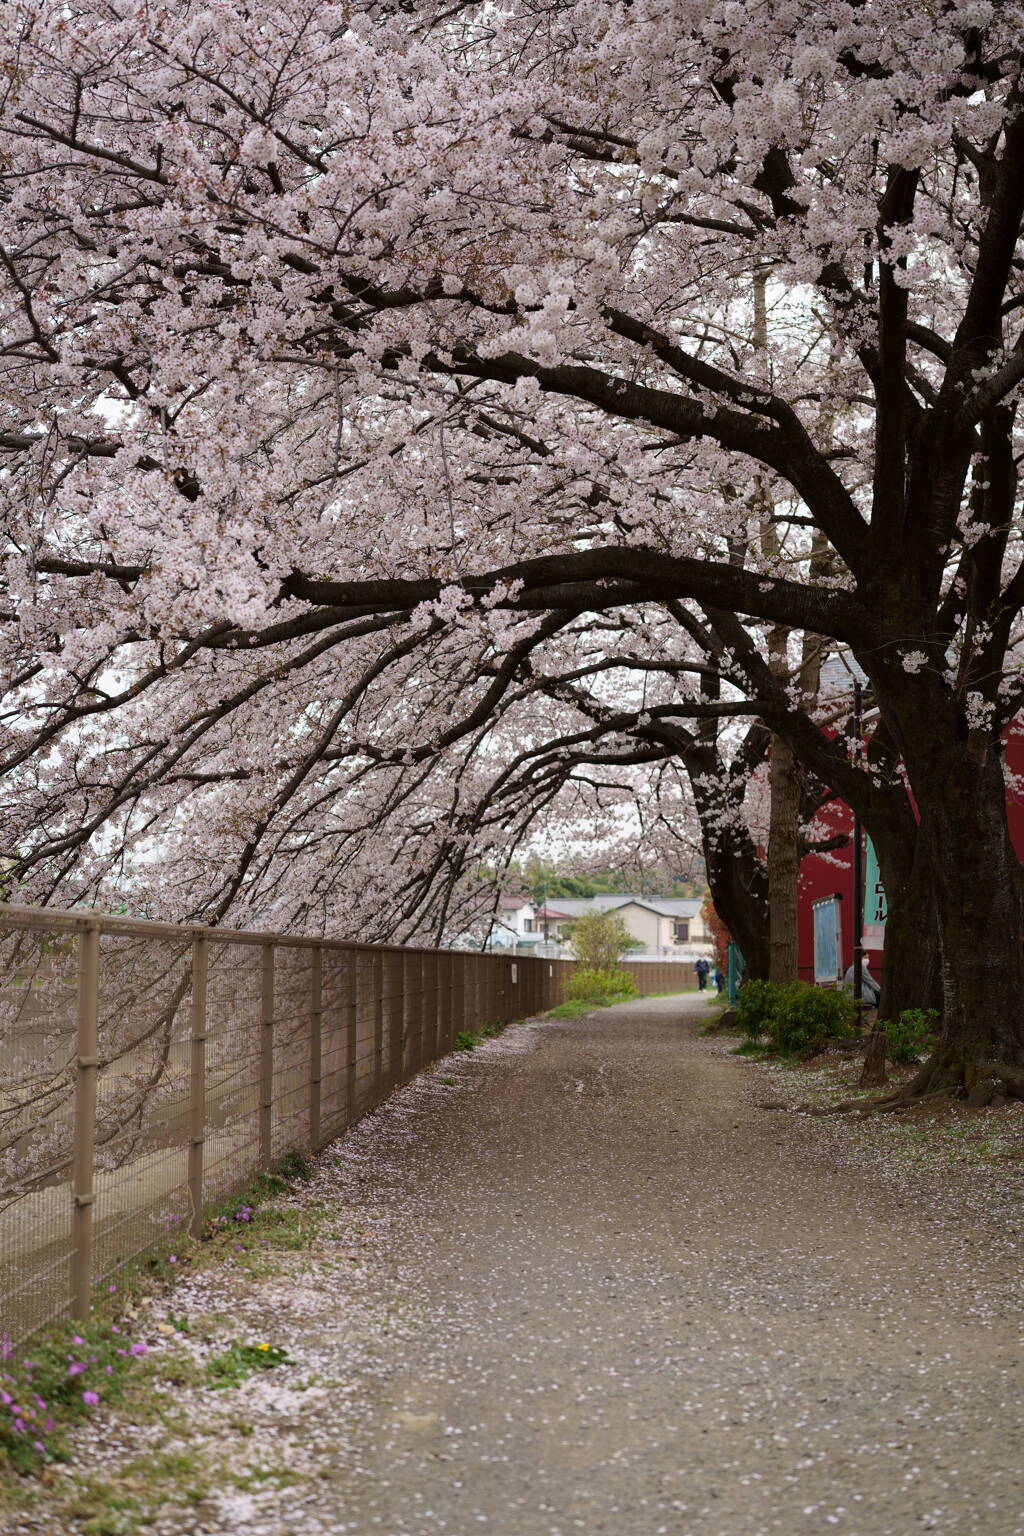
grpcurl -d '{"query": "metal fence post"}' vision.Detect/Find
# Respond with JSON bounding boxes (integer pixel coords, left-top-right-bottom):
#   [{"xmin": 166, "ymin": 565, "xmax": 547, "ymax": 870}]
[
  {"xmin": 71, "ymin": 921, "xmax": 101, "ymax": 1321},
  {"xmin": 413, "ymin": 951, "xmax": 425, "ymax": 1073},
  {"xmin": 452, "ymin": 951, "xmax": 465, "ymax": 1044},
  {"xmin": 310, "ymin": 946, "xmax": 323, "ymax": 1150},
  {"xmin": 187, "ymin": 933, "xmax": 209, "ymax": 1239},
  {"xmin": 420, "ymin": 951, "xmax": 431, "ymax": 1067},
  {"xmin": 483, "ymin": 955, "xmax": 493, "ymax": 1028},
  {"xmin": 426, "ymin": 950, "xmax": 440, "ymax": 1064},
  {"xmin": 371, "ymin": 949, "xmax": 384, "ymax": 1105},
  {"xmin": 450, "ymin": 951, "xmax": 459, "ymax": 1049},
  {"xmin": 405, "ymin": 950, "xmax": 414, "ymax": 1082},
  {"xmin": 399, "ymin": 951, "xmax": 409, "ymax": 1080},
  {"xmin": 259, "ymin": 942, "xmax": 275, "ymax": 1169},
  {"xmin": 387, "ymin": 950, "xmax": 404, "ymax": 1089},
  {"xmin": 438, "ymin": 950, "xmax": 451, "ymax": 1056},
  {"xmin": 346, "ymin": 951, "xmax": 359, "ymax": 1126}
]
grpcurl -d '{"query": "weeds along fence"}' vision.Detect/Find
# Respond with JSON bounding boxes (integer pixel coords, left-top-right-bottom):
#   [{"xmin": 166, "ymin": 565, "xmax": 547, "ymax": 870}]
[{"xmin": 0, "ymin": 904, "xmax": 580, "ymax": 1347}]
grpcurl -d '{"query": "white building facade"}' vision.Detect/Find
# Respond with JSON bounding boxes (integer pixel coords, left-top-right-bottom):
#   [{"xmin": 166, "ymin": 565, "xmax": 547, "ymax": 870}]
[{"xmin": 485, "ymin": 893, "xmax": 710, "ymax": 961}]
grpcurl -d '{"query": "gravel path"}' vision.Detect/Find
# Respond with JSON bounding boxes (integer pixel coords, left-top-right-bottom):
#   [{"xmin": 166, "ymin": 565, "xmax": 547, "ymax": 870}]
[{"xmin": 21, "ymin": 993, "xmax": 1024, "ymax": 1535}]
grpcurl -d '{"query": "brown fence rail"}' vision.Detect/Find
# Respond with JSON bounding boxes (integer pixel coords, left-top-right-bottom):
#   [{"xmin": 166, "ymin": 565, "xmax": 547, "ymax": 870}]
[
  {"xmin": 618, "ymin": 960, "xmax": 702, "ymax": 994},
  {"xmin": 0, "ymin": 903, "xmax": 694, "ymax": 1345}
]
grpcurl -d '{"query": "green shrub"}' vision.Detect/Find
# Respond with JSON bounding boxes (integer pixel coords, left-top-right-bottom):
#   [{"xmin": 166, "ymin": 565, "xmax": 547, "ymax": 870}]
[
  {"xmin": 452, "ymin": 1030, "xmax": 476, "ymax": 1052},
  {"xmin": 568, "ymin": 911, "xmax": 635, "ymax": 970},
  {"xmin": 566, "ymin": 967, "xmax": 637, "ymax": 1001},
  {"xmin": 879, "ymin": 1007, "xmax": 939, "ymax": 1064},
  {"xmin": 735, "ymin": 978, "xmax": 856, "ymax": 1055},
  {"xmin": 734, "ymin": 978, "xmax": 781, "ymax": 1038},
  {"xmin": 766, "ymin": 981, "xmax": 857, "ymax": 1056}
]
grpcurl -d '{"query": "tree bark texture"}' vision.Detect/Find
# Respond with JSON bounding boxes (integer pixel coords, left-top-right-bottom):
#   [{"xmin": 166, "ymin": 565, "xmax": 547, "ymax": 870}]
[
  {"xmin": 876, "ymin": 674, "xmax": 1024, "ymax": 1098},
  {"xmin": 859, "ymin": 1027, "xmax": 889, "ymax": 1087},
  {"xmin": 688, "ymin": 761, "xmax": 770, "ymax": 982},
  {"xmin": 768, "ymin": 734, "xmax": 801, "ymax": 984},
  {"xmin": 868, "ymin": 825, "xmax": 943, "ymax": 1025}
]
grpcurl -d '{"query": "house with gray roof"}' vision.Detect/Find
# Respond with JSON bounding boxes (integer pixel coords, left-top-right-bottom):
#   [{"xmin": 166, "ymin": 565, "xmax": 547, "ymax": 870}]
[{"xmin": 532, "ymin": 894, "xmax": 709, "ymax": 960}]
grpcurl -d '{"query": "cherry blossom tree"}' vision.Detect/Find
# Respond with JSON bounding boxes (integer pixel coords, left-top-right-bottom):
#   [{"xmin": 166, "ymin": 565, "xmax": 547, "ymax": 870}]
[{"xmin": 2, "ymin": 0, "xmax": 1024, "ymax": 1098}]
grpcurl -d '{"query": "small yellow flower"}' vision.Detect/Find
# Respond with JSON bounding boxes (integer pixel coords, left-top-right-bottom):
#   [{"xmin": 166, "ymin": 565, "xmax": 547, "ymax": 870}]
[{"xmin": 256, "ymin": 1343, "xmax": 271, "ymax": 1351}]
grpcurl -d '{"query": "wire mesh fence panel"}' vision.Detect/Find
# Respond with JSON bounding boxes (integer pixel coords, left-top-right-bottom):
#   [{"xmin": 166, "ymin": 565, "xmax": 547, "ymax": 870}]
[
  {"xmin": 271, "ymin": 944, "xmax": 314, "ymax": 1164},
  {"xmin": 421, "ymin": 952, "xmax": 437, "ymax": 1066},
  {"xmin": 201, "ymin": 940, "xmax": 263, "ymax": 1209},
  {"xmin": 415, "ymin": 953, "xmax": 430, "ymax": 1073},
  {"xmin": 384, "ymin": 951, "xmax": 404, "ymax": 1091},
  {"xmin": 90, "ymin": 933, "xmax": 194, "ymax": 1287},
  {"xmin": 319, "ymin": 948, "xmax": 351, "ymax": 1138},
  {"xmin": 352, "ymin": 950, "xmax": 376, "ymax": 1121},
  {"xmin": 462, "ymin": 954, "xmax": 475, "ymax": 1035},
  {"xmin": 398, "ymin": 951, "xmax": 414, "ymax": 1082},
  {"xmin": 367, "ymin": 951, "xmax": 385, "ymax": 1110},
  {"xmin": 0, "ymin": 921, "xmax": 80, "ymax": 1345},
  {"xmin": 2, "ymin": 899, "xmax": 625, "ymax": 1341}
]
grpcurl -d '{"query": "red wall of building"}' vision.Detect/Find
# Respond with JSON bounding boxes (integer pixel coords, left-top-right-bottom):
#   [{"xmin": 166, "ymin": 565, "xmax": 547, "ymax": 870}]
[{"xmin": 796, "ymin": 722, "xmax": 1024, "ymax": 983}]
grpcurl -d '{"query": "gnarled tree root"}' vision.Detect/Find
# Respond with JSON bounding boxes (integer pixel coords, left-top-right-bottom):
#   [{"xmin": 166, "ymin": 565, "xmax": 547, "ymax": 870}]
[{"xmin": 800, "ymin": 1061, "xmax": 1024, "ymax": 1116}]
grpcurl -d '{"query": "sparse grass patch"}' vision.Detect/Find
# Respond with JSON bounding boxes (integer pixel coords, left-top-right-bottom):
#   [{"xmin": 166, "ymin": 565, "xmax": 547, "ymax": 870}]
[
  {"xmin": 60, "ymin": 1472, "xmax": 148, "ymax": 1536},
  {"xmin": 1, "ymin": 1145, "xmax": 319, "ymax": 1483},
  {"xmin": 17, "ymin": 1429, "xmax": 229, "ymax": 1534},
  {"xmin": 548, "ymin": 991, "xmax": 636, "ymax": 1018},
  {"xmin": 748, "ymin": 1050, "xmax": 1024, "ymax": 1172},
  {"xmin": 452, "ymin": 1018, "xmax": 511, "ymax": 1051},
  {"xmin": 547, "ymin": 1000, "xmax": 593, "ymax": 1018},
  {"xmin": 205, "ymin": 1341, "xmax": 288, "ymax": 1390},
  {"xmin": 228, "ymin": 1462, "xmax": 302, "ymax": 1492}
]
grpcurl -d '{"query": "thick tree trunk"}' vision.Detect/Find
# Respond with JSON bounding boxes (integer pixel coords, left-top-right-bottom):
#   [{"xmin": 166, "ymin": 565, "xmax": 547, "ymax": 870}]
[
  {"xmin": 869, "ymin": 829, "xmax": 942, "ymax": 1023},
  {"xmin": 767, "ymin": 734, "xmax": 801, "ymax": 983},
  {"xmin": 684, "ymin": 743, "xmax": 770, "ymax": 982},
  {"xmin": 693, "ymin": 796, "xmax": 770, "ymax": 982},
  {"xmin": 876, "ymin": 680, "xmax": 1024, "ymax": 1099},
  {"xmin": 703, "ymin": 828, "xmax": 770, "ymax": 982}
]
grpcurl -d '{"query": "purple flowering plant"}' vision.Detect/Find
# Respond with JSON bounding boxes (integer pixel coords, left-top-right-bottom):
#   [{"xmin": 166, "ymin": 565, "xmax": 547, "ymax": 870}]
[{"xmin": 0, "ymin": 1313, "xmax": 153, "ymax": 1473}]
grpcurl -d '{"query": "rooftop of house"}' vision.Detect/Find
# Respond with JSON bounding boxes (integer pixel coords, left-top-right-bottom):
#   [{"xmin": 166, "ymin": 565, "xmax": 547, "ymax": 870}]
[{"xmin": 532, "ymin": 894, "xmax": 704, "ymax": 919}]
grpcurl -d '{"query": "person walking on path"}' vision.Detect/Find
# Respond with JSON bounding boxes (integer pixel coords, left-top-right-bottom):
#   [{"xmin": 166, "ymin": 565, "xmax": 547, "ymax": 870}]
[{"xmin": 694, "ymin": 956, "xmax": 710, "ymax": 991}]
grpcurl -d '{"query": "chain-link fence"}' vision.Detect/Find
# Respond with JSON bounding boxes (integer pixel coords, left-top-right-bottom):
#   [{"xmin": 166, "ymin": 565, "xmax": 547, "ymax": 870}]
[{"xmin": 0, "ymin": 905, "xmax": 580, "ymax": 1346}]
